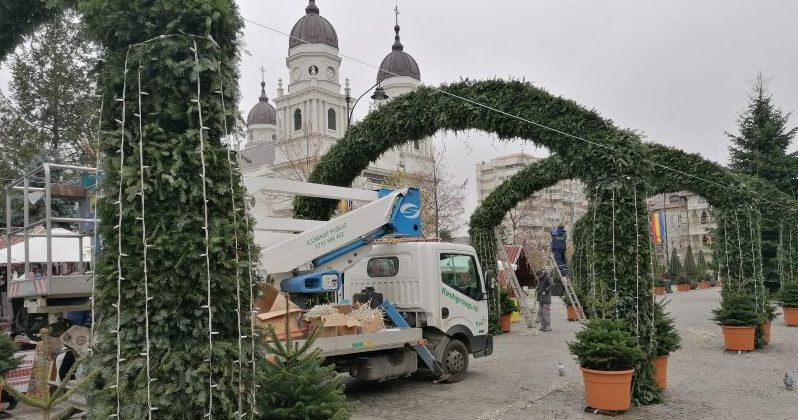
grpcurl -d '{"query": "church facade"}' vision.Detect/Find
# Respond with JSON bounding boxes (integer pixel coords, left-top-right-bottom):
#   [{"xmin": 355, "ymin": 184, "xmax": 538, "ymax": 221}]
[{"xmin": 241, "ymin": 1, "xmax": 434, "ymax": 219}]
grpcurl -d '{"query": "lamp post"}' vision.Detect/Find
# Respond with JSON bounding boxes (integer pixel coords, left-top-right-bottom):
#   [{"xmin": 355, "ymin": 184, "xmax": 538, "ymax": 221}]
[{"xmin": 345, "ymin": 79, "xmax": 387, "ymax": 128}]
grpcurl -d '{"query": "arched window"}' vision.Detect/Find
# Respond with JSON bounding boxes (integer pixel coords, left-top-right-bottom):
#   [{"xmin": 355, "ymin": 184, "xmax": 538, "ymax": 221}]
[
  {"xmin": 328, "ymin": 108, "xmax": 336, "ymax": 130},
  {"xmin": 294, "ymin": 109, "xmax": 302, "ymax": 131},
  {"xmin": 700, "ymin": 210, "xmax": 708, "ymax": 224},
  {"xmin": 702, "ymin": 234, "xmax": 710, "ymax": 246}
]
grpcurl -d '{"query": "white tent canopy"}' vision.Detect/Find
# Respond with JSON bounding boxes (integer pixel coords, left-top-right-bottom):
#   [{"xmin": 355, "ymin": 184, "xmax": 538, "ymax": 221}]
[{"xmin": 1, "ymin": 228, "xmax": 93, "ymax": 264}]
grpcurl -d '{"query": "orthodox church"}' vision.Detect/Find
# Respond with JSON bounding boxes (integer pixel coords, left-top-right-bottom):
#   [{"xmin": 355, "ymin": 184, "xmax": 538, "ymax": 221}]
[{"xmin": 241, "ymin": 0, "xmax": 434, "ymax": 218}]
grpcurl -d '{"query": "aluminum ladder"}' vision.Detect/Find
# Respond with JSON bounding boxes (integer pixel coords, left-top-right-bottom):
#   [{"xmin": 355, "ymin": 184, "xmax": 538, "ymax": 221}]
[
  {"xmin": 546, "ymin": 250, "xmax": 586, "ymax": 320},
  {"xmin": 493, "ymin": 229, "xmax": 537, "ymax": 332}
]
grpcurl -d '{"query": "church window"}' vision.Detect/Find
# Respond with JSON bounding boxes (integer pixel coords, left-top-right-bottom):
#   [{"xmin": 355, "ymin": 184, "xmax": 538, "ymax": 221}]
[
  {"xmin": 328, "ymin": 108, "xmax": 336, "ymax": 130},
  {"xmin": 700, "ymin": 210, "xmax": 708, "ymax": 224},
  {"xmin": 294, "ymin": 109, "xmax": 302, "ymax": 131},
  {"xmin": 414, "ymin": 140, "xmax": 420, "ymax": 150}
]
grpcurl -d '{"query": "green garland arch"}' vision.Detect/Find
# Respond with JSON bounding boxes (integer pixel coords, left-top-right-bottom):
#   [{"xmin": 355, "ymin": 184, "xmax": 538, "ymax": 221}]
[
  {"xmin": 294, "ymin": 79, "xmax": 798, "ymax": 405},
  {"xmin": 294, "ymin": 79, "xmax": 662, "ymax": 403}
]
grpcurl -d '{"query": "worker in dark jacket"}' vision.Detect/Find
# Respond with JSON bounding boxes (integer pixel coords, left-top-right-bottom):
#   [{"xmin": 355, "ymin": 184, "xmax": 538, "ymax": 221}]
[
  {"xmin": 551, "ymin": 224, "xmax": 568, "ymax": 276},
  {"xmin": 535, "ymin": 270, "xmax": 554, "ymax": 331}
]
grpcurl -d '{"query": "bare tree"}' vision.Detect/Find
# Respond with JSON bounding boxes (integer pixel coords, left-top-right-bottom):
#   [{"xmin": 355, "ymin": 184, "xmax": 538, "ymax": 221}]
[
  {"xmin": 263, "ymin": 121, "xmax": 326, "ymax": 217},
  {"xmin": 386, "ymin": 150, "xmax": 467, "ymax": 239}
]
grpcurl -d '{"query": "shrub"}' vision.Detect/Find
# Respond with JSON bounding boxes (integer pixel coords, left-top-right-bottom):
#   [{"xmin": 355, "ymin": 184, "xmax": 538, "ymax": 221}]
[
  {"xmin": 711, "ymin": 292, "xmax": 760, "ymax": 326},
  {"xmin": 689, "ymin": 280, "xmax": 698, "ymax": 290},
  {"xmin": 653, "ymin": 299, "xmax": 681, "ymax": 357},
  {"xmin": 0, "ymin": 334, "xmax": 21, "ymax": 374},
  {"xmin": 568, "ymin": 318, "xmax": 644, "ymax": 371},
  {"xmin": 653, "ymin": 278, "xmax": 665, "ymax": 288},
  {"xmin": 778, "ymin": 282, "xmax": 798, "ymax": 308},
  {"xmin": 256, "ymin": 326, "xmax": 349, "ymax": 420},
  {"xmin": 499, "ymin": 288, "xmax": 519, "ymax": 315},
  {"xmin": 677, "ymin": 277, "xmax": 691, "ymax": 285}
]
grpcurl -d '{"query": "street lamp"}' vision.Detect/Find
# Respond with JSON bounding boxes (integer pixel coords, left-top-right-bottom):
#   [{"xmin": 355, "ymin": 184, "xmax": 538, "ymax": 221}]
[{"xmin": 345, "ymin": 79, "xmax": 388, "ymax": 128}]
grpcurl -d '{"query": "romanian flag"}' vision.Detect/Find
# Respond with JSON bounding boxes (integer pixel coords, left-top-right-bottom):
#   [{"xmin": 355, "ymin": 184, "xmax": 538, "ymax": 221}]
[{"xmin": 649, "ymin": 211, "xmax": 667, "ymax": 244}]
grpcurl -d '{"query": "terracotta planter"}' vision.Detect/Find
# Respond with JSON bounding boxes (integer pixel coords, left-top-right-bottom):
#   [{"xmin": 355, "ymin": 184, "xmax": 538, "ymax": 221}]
[
  {"xmin": 653, "ymin": 287, "xmax": 665, "ymax": 295},
  {"xmin": 676, "ymin": 283, "xmax": 690, "ymax": 292},
  {"xmin": 698, "ymin": 281, "xmax": 710, "ymax": 289},
  {"xmin": 566, "ymin": 304, "xmax": 580, "ymax": 321},
  {"xmin": 784, "ymin": 307, "xmax": 798, "ymax": 326},
  {"xmin": 580, "ymin": 367, "xmax": 634, "ymax": 412},
  {"xmin": 500, "ymin": 314, "xmax": 512, "ymax": 332},
  {"xmin": 762, "ymin": 322, "xmax": 771, "ymax": 344},
  {"xmin": 721, "ymin": 325, "xmax": 755, "ymax": 351},
  {"xmin": 651, "ymin": 355, "xmax": 669, "ymax": 390}
]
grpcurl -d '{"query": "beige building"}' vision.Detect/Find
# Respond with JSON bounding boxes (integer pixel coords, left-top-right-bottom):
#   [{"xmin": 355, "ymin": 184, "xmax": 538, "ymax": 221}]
[
  {"xmin": 646, "ymin": 191, "xmax": 715, "ymax": 267},
  {"xmin": 476, "ymin": 153, "xmax": 589, "ymax": 264}
]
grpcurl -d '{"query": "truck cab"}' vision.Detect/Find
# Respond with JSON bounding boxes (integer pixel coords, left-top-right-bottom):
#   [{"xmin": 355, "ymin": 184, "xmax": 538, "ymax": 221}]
[{"xmin": 344, "ymin": 241, "xmax": 493, "ymax": 381}]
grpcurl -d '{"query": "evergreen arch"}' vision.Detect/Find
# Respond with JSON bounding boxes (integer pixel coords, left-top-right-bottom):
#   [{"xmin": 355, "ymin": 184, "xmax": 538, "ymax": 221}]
[{"xmin": 294, "ymin": 79, "xmax": 798, "ymax": 404}]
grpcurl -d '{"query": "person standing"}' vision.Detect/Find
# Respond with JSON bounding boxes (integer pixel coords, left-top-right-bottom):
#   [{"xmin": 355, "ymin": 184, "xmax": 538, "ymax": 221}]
[
  {"xmin": 550, "ymin": 224, "xmax": 568, "ymax": 276},
  {"xmin": 535, "ymin": 270, "xmax": 554, "ymax": 331},
  {"xmin": 663, "ymin": 268, "xmax": 674, "ymax": 293}
]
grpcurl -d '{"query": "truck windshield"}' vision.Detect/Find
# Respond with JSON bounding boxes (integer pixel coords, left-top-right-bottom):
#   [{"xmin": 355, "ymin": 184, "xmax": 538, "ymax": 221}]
[{"xmin": 439, "ymin": 254, "xmax": 481, "ymax": 301}]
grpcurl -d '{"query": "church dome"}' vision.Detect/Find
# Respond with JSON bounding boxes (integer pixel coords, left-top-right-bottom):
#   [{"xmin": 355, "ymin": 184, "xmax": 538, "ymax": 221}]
[
  {"xmin": 376, "ymin": 24, "xmax": 420, "ymax": 83},
  {"xmin": 289, "ymin": 1, "xmax": 339, "ymax": 49},
  {"xmin": 247, "ymin": 81, "xmax": 276, "ymax": 126}
]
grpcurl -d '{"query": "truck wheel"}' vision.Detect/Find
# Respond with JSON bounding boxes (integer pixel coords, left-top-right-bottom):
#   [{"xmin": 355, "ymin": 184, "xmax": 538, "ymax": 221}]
[{"xmin": 441, "ymin": 339, "xmax": 469, "ymax": 383}]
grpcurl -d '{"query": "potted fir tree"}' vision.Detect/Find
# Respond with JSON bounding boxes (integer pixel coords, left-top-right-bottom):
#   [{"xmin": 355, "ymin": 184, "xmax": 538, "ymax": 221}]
[
  {"xmin": 499, "ymin": 288, "xmax": 518, "ymax": 333},
  {"xmin": 568, "ymin": 319, "xmax": 643, "ymax": 412},
  {"xmin": 778, "ymin": 281, "xmax": 798, "ymax": 326},
  {"xmin": 652, "ymin": 299, "xmax": 681, "ymax": 389},
  {"xmin": 698, "ymin": 273, "xmax": 711, "ymax": 289},
  {"xmin": 711, "ymin": 292, "xmax": 759, "ymax": 351},
  {"xmin": 652, "ymin": 278, "xmax": 666, "ymax": 296}
]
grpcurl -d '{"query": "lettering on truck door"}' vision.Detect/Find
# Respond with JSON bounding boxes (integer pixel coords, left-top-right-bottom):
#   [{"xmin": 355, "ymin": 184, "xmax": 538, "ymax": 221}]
[{"xmin": 438, "ymin": 253, "xmax": 484, "ymax": 336}]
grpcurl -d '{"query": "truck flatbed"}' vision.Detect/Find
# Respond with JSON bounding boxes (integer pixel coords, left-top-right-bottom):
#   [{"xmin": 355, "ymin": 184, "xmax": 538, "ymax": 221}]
[{"xmin": 293, "ymin": 328, "xmax": 422, "ymax": 357}]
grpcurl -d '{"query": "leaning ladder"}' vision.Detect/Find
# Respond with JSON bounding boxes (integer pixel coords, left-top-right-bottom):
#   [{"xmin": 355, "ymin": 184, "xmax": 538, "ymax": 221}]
[
  {"xmin": 493, "ymin": 228, "xmax": 537, "ymax": 332},
  {"xmin": 546, "ymin": 250, "xmax": 586, "ymax": 320}
]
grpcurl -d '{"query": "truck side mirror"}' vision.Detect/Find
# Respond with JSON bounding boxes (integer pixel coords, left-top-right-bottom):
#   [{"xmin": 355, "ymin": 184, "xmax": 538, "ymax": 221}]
[{"xmin": 484, "ymin": 270, "xmax": 496, "ymax": 290}]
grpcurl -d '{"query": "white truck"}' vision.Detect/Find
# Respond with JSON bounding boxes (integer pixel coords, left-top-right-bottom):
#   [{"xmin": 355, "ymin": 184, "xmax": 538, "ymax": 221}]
[{"xmin": 245, "ymin": 177, "xmax": 495, "ymax": 382}]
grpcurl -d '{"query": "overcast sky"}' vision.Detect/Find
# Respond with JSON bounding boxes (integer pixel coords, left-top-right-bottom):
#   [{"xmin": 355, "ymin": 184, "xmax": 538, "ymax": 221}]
[
  {"xmin": 2, "ymin": 1, "xmax": 797, "ymax": 230},
  {"xmin": 236, "ymin": 0, "xmax": 798, "ymax": 227}
]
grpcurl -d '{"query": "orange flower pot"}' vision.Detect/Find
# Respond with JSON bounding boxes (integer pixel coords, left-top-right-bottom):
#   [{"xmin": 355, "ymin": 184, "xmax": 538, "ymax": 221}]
[
  {"xmin": 580, "ymin": 367, "xmax": 634, "ymax": 412},
  {"xmin": 784, "ymin": 307, "xmax": 798, "ymax": 326},
  {"xmin": 676, "ymin": 284, "xmax": 690, "ymax": 292},
  {"xmin": 762, "ymin": 322, "xmax": 771, "ymax": 344},
  {"xmin": 653, "ymin": 287, "xmax": 665, "ymax": 295},
  {"xmin": 721, "ymin": 325, "xmax": 755, "ymax": 351},
  {"xmin": 500, "ymin": 314, "xmax": 512, "ymax": 332},
  {"xmin": 651, "ymin": 355, "xmax": 669, "ymax": 390},
  {"xmin": 566, "ymin": 304, "xmax": 580, "ymax": 321},
  {"xmin": 698, "ymin": 281, "xmax": 710, "ymax": 289}
]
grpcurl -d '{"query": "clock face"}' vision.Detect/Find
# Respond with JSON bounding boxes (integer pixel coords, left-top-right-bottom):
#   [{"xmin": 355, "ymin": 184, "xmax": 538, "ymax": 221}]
[
  {"xmin": 326, "ymin": 66, "xmax": 335, "ymax": 81},
  {"xmin": 308, "ymin": 65, "xmax": 319, "ymax": 76},
  {"xmin": 291, "ymin": 67, "xmax": 300, "ymax": 81}
]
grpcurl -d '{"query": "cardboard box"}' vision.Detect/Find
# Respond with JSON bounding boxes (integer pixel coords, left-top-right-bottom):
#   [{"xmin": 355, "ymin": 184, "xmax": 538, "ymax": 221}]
[
  {"xmin": 254, "ymin": 284, "xmax": 304, "ymax": 340},
  {"xmin": 359, "ymin": 316, "xmax": 385, "ymax": 334},
  {"xmin": 339, "ymin": 316, "xmax": 361, "ymax": 336},
  {"xmin": 332, "ymin": 304, "xmax": 353, "ymax": 314},
  {"xmin": 308, "ymin": 313, "xmax": 362, "ymax": 337}
]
